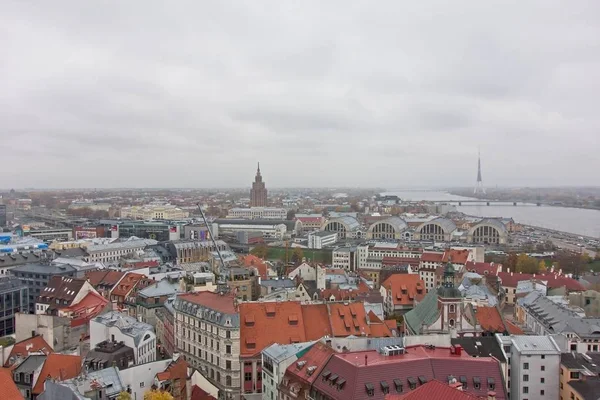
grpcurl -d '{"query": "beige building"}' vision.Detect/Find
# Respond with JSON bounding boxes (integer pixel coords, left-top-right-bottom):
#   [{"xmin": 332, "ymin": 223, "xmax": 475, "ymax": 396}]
[
  {"xmin": 173, "ymin": 292, "xmax": 241, "ymax": 400},
  {"xmin": 120, "ymin": 204, "xmax": 189, "ymax": 220},
  {"xmin": 569, "ymin": 290, "xmax": 600, "ymax": 317}
]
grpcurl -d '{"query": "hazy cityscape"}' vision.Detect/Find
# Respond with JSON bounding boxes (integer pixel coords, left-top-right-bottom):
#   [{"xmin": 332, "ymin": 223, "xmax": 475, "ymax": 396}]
[{"xmin": 2, "ymin": 2, "xmax": 600, "ymax": 400}]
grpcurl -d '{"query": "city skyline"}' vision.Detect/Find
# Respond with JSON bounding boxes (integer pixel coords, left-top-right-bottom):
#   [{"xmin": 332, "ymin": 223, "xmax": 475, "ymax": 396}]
[{"xmin": 2, "ymin": 1, "xmax": 599, "ymax": 189}]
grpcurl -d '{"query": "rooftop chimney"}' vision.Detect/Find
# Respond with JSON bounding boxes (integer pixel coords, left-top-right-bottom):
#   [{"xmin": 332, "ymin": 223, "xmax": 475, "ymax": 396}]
[{"xmin": 365, "ymin": 355, "xmax": 368, "ymax": 366}]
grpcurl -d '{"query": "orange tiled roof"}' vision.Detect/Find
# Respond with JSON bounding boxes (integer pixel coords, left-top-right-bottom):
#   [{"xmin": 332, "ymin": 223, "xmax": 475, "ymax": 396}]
[
  {"xmin": 284, "ymin": 342, "xmax": 335, "ymax": 385},
  {"xmin": 32, "ymin": 354, "xmax": 82, "ymax": 394},
  {"xmin": 158, "ymin": 357, "xmax": 189, "ymax": 399},
  {"xmin": 420, "ymin": 252, "xmax": 444, "ymax": 263},
  {"xmin": 382, "ymin": 274, "xmax": 426, "ymax": 306},
  {"xmin": 385, "ymin": 379, "xmax": 481, "ymax": 399},
  {"xmin": 110, "ymin": 273, "xmax": 148, "ymax": 297},
  {"xmin": 0, "ymin": 368, "xmax": 23, "ymax": 400},
  {"xmin": 5, "ymin": 336, "xmax": 53, "ymax": 367},
  {"xmin": 328, "ymin": 302, "xmax": 391, "ymax": 337},
  {"xmin": 442, "ymin": 249, "xmax": 470, "ymax": 264},
  {"xmin": 505, "ymin": 320, "xmax": 524, "ymax": 335},
  {"xmin": 474, "ymin": 306, "xmax": 506, "ymax": 333},
  {"xmin": 301, "ymin": 304, "xmax": 332, "ymax": 339}
]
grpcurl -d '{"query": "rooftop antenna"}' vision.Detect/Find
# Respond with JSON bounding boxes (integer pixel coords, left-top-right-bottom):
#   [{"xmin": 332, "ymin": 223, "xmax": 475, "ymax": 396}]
[{"xmin": 196, "ymin": 203, "xmax": 226, "ymax": 272}]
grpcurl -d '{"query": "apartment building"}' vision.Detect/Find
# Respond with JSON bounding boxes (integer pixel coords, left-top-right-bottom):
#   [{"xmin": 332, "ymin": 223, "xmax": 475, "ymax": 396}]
[
  {"xmin": 173, "ymin": 292, "xmax": 241, "ymax": 400},
  {"xmin": 307, "ymin": 231, "xmax": 338, "ymax": 249},
  {"xmin": 120, "ymin": 204, "xmax": 189, "ymax": 220},
  {"xmin": 227, "ymin": 207, "xmax": 286, "ymax": 220},
  {"xmin": 84, "ymin": 238, "xmax": 157, "ymax": 263}
]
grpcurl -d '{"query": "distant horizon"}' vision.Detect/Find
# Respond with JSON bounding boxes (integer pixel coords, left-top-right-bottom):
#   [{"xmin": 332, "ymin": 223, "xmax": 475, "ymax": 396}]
[{"xmin": 2, "ymin": 185, "xmax": 599, "ymax": 192}]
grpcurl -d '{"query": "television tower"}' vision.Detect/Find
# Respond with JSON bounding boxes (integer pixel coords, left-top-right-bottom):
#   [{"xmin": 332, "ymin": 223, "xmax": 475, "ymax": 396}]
[{"xmin": 474, "ymin": 150, "xmax": 486, "ymax": 195}]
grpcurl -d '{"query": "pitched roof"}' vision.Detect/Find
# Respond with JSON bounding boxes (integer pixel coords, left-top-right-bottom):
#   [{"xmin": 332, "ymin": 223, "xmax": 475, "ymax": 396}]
[
  {"xmin": 240, "ymin": 301, "xmax": 391, "ymax": 357},
  {"xmin": 465, "ymin": 261, "xmax": 501, "ymax": 276},
  {"xmin": 177, "ymin": 291, "xmax": 237, "ymax": 314},
  {"xmin": 420, "ymin": 252, "xmax": 444, "ymax": 263},
  {"xmin": 473, "ymin": 306, "xmax": 506, "ymax": 333},
  {"xmin": 191, "ymin": 385, "xmax": 217, "ymax": 400},
  {"xmin": 110, "ymin": 273, "xmax": 149, "ymax": 297},
  {"xmin": 32, "ymin": 354, "xmax": 83, "ymax": 395},
  {"xmin": 4, "ymin": 336, "xmax": 53, "ymax": 367},
  {"xmin": 37, "ymin": 276, "xmax": 88, "ymax": 306},
  {"xmin": 385, "ymin": 379, "xmax": 481, "ymax": 399},
  {"xmin": 60, "ymin": 291, "xmax": 109, "ymax": 327},
  {"xmin": 85, "ymin": 270, "xmax": 125, "ymax": 287},
  {"xmin": 0, "ymin": 368, "xmax": 24, "ymax": 400},
  {"xmin": 157, "ymin": 357, "xmax": 189, "ymax": 399},
  {"xmin": 382, "ymin": 274, "xmax": 426, "ymax": 306},
  {"xmin": 504, "ymin": 320, "xmax": 524, "ymax": 335},
  {"xmin": 284, "ymin": 342, "xmax": 335, "ymax": 385},
  {"xmin": 442, "ymin": 249, "xmax": 470, "ymax": 264},
  {"xmin": 568, "ymin": 377, "xmax": 600, "ymax": 400},
  {"xmin": 314, "ymin": 346, "xmax": 506, "ymax": 400},
  {"xmin": 404, "ymin": 290, "xmax": 440, "ymax": 334},
  {"xmin": 496, "ymin": 272, "xmax": 533, "ymax": 287},
  {"xmin": 451, "ymin": 337, "xmax": 507, "ymax": 363}
]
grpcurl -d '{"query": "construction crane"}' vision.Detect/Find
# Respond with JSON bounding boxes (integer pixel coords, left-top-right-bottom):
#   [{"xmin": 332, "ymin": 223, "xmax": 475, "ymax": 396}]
[{"xmin": 196, "ymin": 203, "xmax": 226, "ymax": 273}]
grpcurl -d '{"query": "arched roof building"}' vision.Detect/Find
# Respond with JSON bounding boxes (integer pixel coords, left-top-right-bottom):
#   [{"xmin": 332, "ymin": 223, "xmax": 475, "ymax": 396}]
[
  {"xmin": 467, "ymin": 219, "xmax": 508, "ymax": 245},
  {"xmin": 321, "ymin": 216, "xmax": 361, "ymax": 239},
  {"xmin": 366, "ymin": 217, "xmax": 408, "ymax": 240},
  {"xmin": 413, "ymin": 217, "xmax": 457, "ymax": 242}
]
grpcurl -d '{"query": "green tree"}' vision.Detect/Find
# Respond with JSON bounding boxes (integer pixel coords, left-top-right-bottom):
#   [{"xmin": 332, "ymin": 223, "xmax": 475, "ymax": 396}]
[
  {"xmin": 117, "ymin": 392, "xmax": 132, "ymax": 400},
  {"xmin": 516, "ymin": 254, "xmax": 538, "ymax": 274},
  {"xmin": 291, "ymin": 247, "xmax": 304, "ymax": 264},
  {"xmin": 250, "ymin": 244, "xmax": 268, "ymax": 259},
  {"xmin": 506, "ymin": 252, "xmax": 518, "ymax": 272},
  {"xmin": 538, "ymin": 260, "xmax": 547, "ymax": 273}
]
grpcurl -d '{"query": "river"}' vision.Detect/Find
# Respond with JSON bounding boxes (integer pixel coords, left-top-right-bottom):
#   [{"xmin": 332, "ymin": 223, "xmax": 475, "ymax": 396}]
[{"xmin": 382, "ymin": 190, "xmax": 600, "ymax": 238}]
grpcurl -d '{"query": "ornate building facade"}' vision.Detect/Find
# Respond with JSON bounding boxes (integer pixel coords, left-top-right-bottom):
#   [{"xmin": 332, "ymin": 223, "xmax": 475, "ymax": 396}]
[{"xmin": 250, "ymin": 163, "xmax": 268, "ymax": 207}]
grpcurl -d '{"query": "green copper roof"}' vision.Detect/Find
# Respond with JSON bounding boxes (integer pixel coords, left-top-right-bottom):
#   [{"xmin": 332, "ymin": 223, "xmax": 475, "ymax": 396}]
[{"xmin": 404, "ymin": 290, "xmax": 440, "ymax": 334}]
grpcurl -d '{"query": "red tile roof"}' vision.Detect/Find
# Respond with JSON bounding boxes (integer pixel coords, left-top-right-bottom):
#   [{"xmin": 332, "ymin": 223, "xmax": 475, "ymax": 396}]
[
  {"xmin": 110, "ymin": 273, "xmax": 149, "ymax": 297},
  {"xmin": 60, "ymin": 291, "xmax": 109, "ymax": 327},
  {"xmin": 313, "ymin": 346, "xmax": 506, "ymax": 400},
  {"xmin": 241, "ymin": 255, "xmax": 270, "ymax": 279},
  {"xmin": 240, "ymin": 302, "xmax": 392, "ymax": 357},
  {"xmin": 284, "ymin": 342, "xmax": 335, "ymax": 385},
  {"xmin": 157, "ymin": 358, "xmax": 189, "ymax": 400},
  {"xmin": 178, "ymin": 291, "xmax": 237, "ymax": 314},
  {"xmin": 539, "ymin": 273, "xmax": 586, "ymax": 291},
  {"xmin": 386, "ymin": 379, "xmax": 481, "ymax": 399},
  {"xmin": 474, "ymin": 306, "xmax": 506, "ymax": 333},
  {"xmin": 420, "ymin": 252, "xmax": 444, "ymax": 263},
  {"xmin": 191, "ymin": 385, "xmax": 217, "ymax": 400},
  {"xmin": 504, "ymin": 320, "xmax": 524, "ymax": 335},
  {"xmin": 382, "ymin": 274, "xmax": 426, "ymax": 306},
  {"xmin": 86, "ymin": 270, "xmax": 126, "ymax": 287},
  {"xmin": 32, "ymin": 354, "xmax": 83, "ymax": 394},
  {"xmin": 465, "ymin": 261, "xmax": 501, "ymax": 276},
  {"xmin": 442, "ymin": 249, "xmax": 470, "ymax": 264},
  {"xmin": 302, "ymin": 304, "xmax": 333, "ymax": 340},
  {"xmin": 4, "ymin": 336, "xmax": 53, "ymax": 367},
  {"xmin": 496, "ymin": 272, "xmax": 533, "ymax": 288},
  {"xmin": 0, "ymin": 368, "xmax": 24, "ymax": 400}
]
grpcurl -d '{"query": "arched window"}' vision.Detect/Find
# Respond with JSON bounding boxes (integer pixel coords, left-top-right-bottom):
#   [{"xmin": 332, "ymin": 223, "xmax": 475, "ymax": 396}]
[
  {"xmin": 449, "ymin": 319, "xmax": 455, "ymax": 328},
  {"xmin": 226, "ymin": 376, "xmax": 232, "ymax": 387},
  {"xmin": 449, "ymin": 304, "xmax": 456, "ymax": 313}
]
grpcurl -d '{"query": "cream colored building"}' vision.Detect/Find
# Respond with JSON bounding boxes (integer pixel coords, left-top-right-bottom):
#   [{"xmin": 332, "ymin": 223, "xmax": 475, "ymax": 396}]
[
  {"xmin": 174, "ymin": 292, "xmax": 241, "ymax": 400},
  {"xmin": 120, "ymin": 204, "xmax": 189, "ymax": 220}
]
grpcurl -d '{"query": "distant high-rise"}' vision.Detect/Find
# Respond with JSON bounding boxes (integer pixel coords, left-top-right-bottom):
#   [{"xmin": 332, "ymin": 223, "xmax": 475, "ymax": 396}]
[
  {"xmin": 474, "ymin": 150, "xmax": 486, "ymax": 195},
  {"xmin": 250, "ymin": 162, "xmax": 268, "ymax": 207}
]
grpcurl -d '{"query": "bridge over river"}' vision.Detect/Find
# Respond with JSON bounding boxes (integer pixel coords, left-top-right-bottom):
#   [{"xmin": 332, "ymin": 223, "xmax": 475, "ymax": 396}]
[{"xmin": 429, "ymin": 199, "xmax": 546, "ymax": 206}]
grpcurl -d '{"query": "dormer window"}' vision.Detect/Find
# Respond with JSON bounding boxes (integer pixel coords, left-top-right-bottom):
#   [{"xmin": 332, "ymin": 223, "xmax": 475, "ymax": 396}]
[
  {"xmin": 473, "ymin": 376, "xmax": 481, "ymax": 389},
  {"xmin": 380, "ymin": 381, "xmax": 389, "ymax": 394},
  {"xmin": 365, "ymin": 383, "xmax": 374, "ymax": 397},
  {"xmin": 487, "ymin": 377, "xmax": 495, "ymax": 390}
]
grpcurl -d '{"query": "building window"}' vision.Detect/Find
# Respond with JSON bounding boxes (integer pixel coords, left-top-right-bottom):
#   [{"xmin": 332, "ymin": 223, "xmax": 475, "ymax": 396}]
[
  {"xmin": 523, "ymin": 375, "xmax": 529, "ymax": 382},
  {"xmin": 523, "ymin": 386, "xmax": 528, "ymax": 394},
  {"xmin": 245, "ymin": 373, "xmax": 252, "ymax": 382},
  {"xmin": 540, "ymin": 377, "xmax": 545, "ymax": 384},
  {"xmin": 226, "ymin": 345, "xmax": 231, "ymax": 354},
  {"xmin": 524, "ymin": 362, "xmax": 529, "ymax": 370},
  {"xmin": 226, "ymin": 360, "xmax": 231, "ymax": 370},
  {"xmin": 540, "ymin": 390, "xmax": 545, "ymax": 396},
  {"xmin": 541, "ymin": 355, "xmax": 545, "ymax": 359},
  {"xmin": 140, "ymin": 382, "xmax": 145, "ymax": 388},
  {"xmin": 449, "ymin": 319, "xmax": 455, "ymax": 328},
  {"xmin": 449, "ymin": 304, "xmax": 455, "ymax": 313},
  {"xmin": 541, "ymin": 365, "xmax": 545, "ymax": 371},
  {"xmin": 226, "ymin": 376, "xmax": 232, "ymax": 386}
]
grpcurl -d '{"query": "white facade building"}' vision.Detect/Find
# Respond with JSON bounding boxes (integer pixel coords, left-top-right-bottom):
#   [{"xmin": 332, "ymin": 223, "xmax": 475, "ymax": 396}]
[
  {"xmin": 502, "ymin": 335, "xmax": 561, "ymax": 400},
  {"xmin": 356, "ymin": 243, "xmax": 422, "ymax": 271},
  {"xmin": 227, "ymin": 207, "xmax": 287, "ymax": 220},
  {"xmin": 84, "ymin": 238, "xmax": 157, "ymax": 263},
  {"xmin": 307, "ymin": 231, "xmax": 338, "ymax": 249},
  {"xmin": 262, "ymin": 342, "xmax": 315, "ymax": 400},
  {"xmin": 90, "ymin": 311, "xmax": 157, "ymax": 365},
  {"xmin": 120, "ymin": 204, "xmax": 189, "ymax": 220},
  {"xmin": 173, "ymin": 292, "xmax": 241, "ymax": 400}
]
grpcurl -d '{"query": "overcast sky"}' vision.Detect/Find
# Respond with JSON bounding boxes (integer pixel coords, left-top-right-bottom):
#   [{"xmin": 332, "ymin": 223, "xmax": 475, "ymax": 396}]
[{"xmin": 2, "ymin": 1, "xmax": 599, "ymax": 189}]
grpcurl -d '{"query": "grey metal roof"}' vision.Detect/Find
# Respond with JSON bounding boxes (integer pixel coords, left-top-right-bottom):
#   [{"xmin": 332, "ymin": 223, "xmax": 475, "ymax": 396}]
[
  {"xmin": 138, "ymin": 279, "xmax": 181, "ymax": 298},
  {"xmin": 214, "ymin": 219, "xmax": 299, "ymax": 231},
  {"xmin": 511, "ymin": 335, "xmax": 561, "ymax": 354},
  {"xmin": 171, "ymin": 239, "xmax": 227, "ymax": 250},
  {"xmin": 451, "ymin": 337, "xmax": 507, "ymax": 363},
  {"xmin": 38, "ymin": 381, "xmax": 88, "ymax": 400},
  {"xmin": 260, "ymin": 279, "xmax": 295, "ymax": 289},
  {"xmin": 520, "ymin": 291, "xmax": 600, "ymax": 338},
  {"xmin": 262, "ymin": 341, "xmax": 315, "ymax": 363},
  {"xmin": 86, "ymin": 238, "xmax": 157, "ymax": 253},
  {"xmin": 469, "ymin": 218, "xmax": 508, "ymax": 235},
  {"xmin": 367, "ymin": 217, "xmax": 408, "ymax": 233},
  {"xmin": 323, "ymin": 216, "xmax": 361, "ymax": 231},
  {"xmin": 416, "ymin": 217, "xmax": 457, "ymax": 233},
  {"xmin": 0, "ymin": 275, "xmax": 27, "ymax": 294},
  {"xmin": 173, "ymin": 293, "xmax": 240, "ymax": 328},
  {"xmin": 14, "ymin": 354, "xmax": 46, "ymax": 373},
  {"xmin": 10, "ymin": 262, "xmax": 77, "ymax": 274},
  {"xmin": 93, "ymin": 311, "xmax": 154, "ymax": 346}
]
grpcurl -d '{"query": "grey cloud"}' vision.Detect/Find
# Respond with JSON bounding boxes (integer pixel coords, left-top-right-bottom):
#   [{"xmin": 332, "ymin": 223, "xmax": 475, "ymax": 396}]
[{"xmin": 1, "ymin": 0, "xmax": 600, "ymax": 188}]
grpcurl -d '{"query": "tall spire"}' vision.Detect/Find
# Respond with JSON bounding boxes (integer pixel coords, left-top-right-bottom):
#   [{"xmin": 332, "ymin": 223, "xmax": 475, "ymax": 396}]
[
  {"xmin": 474, "ymin": 149, "xmax": 486, "ymax": 195},
  {"xmin": 257, "ymin": 162, "xmax": 260, "ymax": 174}
]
